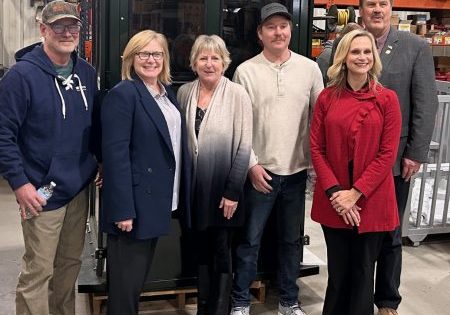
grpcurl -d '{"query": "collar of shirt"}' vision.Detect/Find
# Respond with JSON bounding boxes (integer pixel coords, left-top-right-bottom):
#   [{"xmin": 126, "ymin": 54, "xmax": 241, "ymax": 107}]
[
  {"xmin": 260, "ymin": 50, "xmax": 292, "ymax": 68},
  {"xmin": 146, "ymin": 81, "xmax": 168, "ymax": 99},
  {"xmin": 375, "ymin": 28, "xmax": 390, "ymax": 54}
]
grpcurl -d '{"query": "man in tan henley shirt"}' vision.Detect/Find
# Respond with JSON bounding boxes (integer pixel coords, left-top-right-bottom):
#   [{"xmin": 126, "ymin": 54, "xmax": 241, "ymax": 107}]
[{"xmin": 229, "ymin": 3, "xmax": 323, "ymax": 315}]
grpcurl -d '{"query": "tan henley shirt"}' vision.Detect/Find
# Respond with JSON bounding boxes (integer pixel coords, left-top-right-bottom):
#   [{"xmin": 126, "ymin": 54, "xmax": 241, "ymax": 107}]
[{"xmin": 233, "ymin": 51, "xmax": 324, "ymax": 175}]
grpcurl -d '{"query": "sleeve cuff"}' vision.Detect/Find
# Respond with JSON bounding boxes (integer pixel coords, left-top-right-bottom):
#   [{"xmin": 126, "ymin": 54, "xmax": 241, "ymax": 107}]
[
  {"xmin": 248, "ymin": 150, "xmax": 258, "ymax": 170},
  {"xmin": 7, "ymin": 173, "xmax": 30, "ymax": 191},
  {"xmin": 352, "ymin": 186, "xmax": 364, "ymax": 198},
  {"xmin": 325, "ymin": 185, "xmax": 342, "ymax": 198},
  {"xmin": 223, "ymin": 187, "xmax": 241, "ymax": 202}
]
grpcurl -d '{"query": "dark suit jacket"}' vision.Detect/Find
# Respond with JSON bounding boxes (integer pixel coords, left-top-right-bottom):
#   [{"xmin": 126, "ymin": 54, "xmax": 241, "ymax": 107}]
[
  {"xmin": 379, "ymin": 27, "xmax": 438, "ymax": 176},
  {"xmin": 100, "ymin": 75, "xmax": 191, "ymax": 240}
]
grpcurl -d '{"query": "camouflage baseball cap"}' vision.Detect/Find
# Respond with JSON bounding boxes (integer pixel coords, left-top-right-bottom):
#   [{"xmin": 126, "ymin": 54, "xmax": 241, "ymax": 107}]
[{"xmin": 41, "ymin": 1, "xmax": 81, "ymax": 24}]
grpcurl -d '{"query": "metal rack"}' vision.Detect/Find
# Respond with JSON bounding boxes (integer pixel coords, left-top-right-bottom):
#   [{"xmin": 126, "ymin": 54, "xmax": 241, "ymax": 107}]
[
  {"xmin": 402, "ymin": 81, "xmax": 450, "ymax": 246},
  {"xmin": 314, "ymin": 0, "xmax": 450, "ymax": 10},
  {"xmin": 78, "ymin": 0, "xmax": 93, "ymax": 62}
]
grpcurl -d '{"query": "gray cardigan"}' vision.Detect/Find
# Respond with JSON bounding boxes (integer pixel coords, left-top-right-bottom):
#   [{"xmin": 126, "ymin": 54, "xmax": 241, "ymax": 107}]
[{"xmin": 177, "ymin": 76, "xmax": 252, "ymax": 229}]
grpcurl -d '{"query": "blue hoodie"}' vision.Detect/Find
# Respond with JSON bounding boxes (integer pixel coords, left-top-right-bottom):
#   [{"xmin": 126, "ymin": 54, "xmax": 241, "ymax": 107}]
[{"xmin": 0, "ymin": 43, "xmax": 98, "ymax": 210}]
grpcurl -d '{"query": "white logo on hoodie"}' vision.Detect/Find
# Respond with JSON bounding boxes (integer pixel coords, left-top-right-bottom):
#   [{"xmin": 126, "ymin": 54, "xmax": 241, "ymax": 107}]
[{"xmin": 55, "ymin": 74, "xmax": 89, "ymax": 119}]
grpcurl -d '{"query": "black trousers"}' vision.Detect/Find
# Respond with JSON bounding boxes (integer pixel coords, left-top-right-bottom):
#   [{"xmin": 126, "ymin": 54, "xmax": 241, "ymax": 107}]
[
  {"xmin": 374, "ymin": 176, "xmax": 410, "ymax": 309},
  {"xmin": 322, "ymin": 226, "xmax": 386, "ymax": 315},
  {"xmin": 106, "ymin": 234, "xmax": 158, "ymax": 315},
  {"xmin": 196, "ymin": 227, "xmax": 234, "ymax": 315},
  {"xmin": 197, "ymin": 227, "xmax": 234, "ymax": 274}
]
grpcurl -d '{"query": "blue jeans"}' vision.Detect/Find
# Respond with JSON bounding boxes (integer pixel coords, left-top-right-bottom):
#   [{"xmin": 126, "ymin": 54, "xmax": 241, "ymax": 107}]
[{"xmin": 231, "ymin": 170, "xmax": 307, "ymax": 307}]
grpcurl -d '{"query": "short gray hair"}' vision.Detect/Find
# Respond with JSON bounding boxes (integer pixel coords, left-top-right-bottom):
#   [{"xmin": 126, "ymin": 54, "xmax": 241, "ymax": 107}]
[{"xmin": 189, "ymin": 35, "xmax": 231, "ymax": 72}]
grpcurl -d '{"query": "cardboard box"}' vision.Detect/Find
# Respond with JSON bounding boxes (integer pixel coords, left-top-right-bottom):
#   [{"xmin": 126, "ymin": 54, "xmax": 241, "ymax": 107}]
[
  {"xmin": 407, "ymin": 14, "xmax": 427, "ymax": 25},
  {"xmin": 398, "ymin": 20, "xmax": 417, "ymax": 34},
  {"xmin": 417, "ymin": 24, "xmax": 428, "ymax": 36},
  {"xmin": 390, "ymin": 15, "xmax": 400, "ymax": 26},
  {"xmin": 434, "ymin": 56, "xmax": 450, "ymax": 72}
]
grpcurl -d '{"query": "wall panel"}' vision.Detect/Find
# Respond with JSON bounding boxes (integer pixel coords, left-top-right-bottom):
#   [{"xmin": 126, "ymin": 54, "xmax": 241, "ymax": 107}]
[{"xmin": 1, "ymin": 0, "xmax": 40, "ymax": 68}]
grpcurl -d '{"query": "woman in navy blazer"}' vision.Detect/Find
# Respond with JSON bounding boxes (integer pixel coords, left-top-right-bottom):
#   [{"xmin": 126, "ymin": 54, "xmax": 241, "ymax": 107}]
[{"xmin": 101, "ymin": 30, "xmax": 191, "ymax": 315}]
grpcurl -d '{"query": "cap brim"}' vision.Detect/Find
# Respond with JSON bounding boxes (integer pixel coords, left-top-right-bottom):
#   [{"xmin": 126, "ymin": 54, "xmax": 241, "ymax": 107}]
[
  {"xmin": 261, "ymin": 12, "xmax": 292, "ymax": 23},
  {"xmin": 45, "ymin": 14, "xmax": 81, "ymax": 24}
]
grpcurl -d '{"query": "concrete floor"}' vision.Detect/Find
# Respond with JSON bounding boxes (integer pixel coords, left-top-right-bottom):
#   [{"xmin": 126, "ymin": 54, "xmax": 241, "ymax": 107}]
[{"xmin": 1, "ymin": 178, "xmax": 449, "ymax": 315}]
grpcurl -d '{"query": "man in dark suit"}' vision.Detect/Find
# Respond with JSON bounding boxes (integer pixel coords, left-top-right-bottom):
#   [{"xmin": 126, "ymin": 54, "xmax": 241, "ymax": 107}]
[{"xmin": 360, "ymin": 1, "xmax": 438, "ymax": 314}]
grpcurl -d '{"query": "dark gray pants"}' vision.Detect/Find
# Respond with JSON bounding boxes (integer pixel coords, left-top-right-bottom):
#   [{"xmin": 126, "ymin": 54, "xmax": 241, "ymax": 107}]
[
  {"xmin": 374, "ymin": 175, "xmax": 410, "ymax": 309},
  {"xmin": 106, "ymin": 234, "xmax": 158, "ymax": 315},
  {"xmin": 322, "ymin": 226, "xmax": 386, "ymax": 315}
]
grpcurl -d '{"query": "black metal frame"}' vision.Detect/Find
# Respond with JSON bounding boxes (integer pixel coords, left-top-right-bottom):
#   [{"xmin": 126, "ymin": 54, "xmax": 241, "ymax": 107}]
[
  {"xmin": 93, "ymin": 0, "xmax": 316, "ymax": 90},
  {"xmin": 78, "ymin": 0, "xmax": 319, "ymax": 295},
  {"xmin": 78, "ymin": 0, "xmax": 91, "ymax": 59}
]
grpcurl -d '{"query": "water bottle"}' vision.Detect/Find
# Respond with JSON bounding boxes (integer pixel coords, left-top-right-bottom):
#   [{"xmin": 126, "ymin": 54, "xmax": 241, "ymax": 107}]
[{"xmin": 24, "ymin": 181, "xmax": 57, "ymax": 220}]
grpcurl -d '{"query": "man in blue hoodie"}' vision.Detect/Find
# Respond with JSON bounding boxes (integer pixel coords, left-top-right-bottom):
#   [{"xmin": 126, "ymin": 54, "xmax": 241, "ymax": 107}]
[{"xmin": 0, "ymin": 1, "xmax": 99, "ymax": 314}]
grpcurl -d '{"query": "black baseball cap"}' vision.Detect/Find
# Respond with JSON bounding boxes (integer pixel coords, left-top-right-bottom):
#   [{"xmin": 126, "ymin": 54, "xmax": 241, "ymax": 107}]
[{"xmin": 260, "ymin": 2, "xmax": 292, "ymax": 23}]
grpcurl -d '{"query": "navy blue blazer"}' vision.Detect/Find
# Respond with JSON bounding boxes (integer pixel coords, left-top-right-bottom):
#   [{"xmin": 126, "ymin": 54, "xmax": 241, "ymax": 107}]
[{"xmin": 100, "ymin": 74, "xmax": 191, "ymax": 240}]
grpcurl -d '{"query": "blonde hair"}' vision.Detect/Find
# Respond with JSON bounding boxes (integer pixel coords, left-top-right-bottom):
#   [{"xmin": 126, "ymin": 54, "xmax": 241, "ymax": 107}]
[
  {"xmin": 121, "ymin": 30, "xmax": 171, "ymax": 84},
  {"xmin": 327, "ymin": 29, "xmax": 382, "ymax": 91},
  {"xmin": 189, "ymin": 35, "xmax": 231, "ymax": 72}
]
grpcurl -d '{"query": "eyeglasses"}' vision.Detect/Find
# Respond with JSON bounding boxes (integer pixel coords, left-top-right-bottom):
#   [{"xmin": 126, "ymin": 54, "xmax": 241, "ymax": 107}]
[
  {"xmin": 136, "ymin": 51, "xmax": 164, "ymax": 61},
  {"xmin": 48, "ymin": 24, "xmax": 81, "ymax": 34}
]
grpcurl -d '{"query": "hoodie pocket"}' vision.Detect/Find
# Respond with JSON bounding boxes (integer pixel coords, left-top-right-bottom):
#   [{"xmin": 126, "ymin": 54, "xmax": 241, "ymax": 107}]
[{"xmin": 41, "ymin": 152, "xmax": 97, "ymax": 201}]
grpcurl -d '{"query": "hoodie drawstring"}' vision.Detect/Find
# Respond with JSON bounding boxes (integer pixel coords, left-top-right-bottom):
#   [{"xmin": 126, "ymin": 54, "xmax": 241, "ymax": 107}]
[
  {"xmin": 73, "ymin": 74, "xmax": 88, "ymax": 111},
  {"xmin": 54, "ymin": 74, "xmax": 89, "ymax": 119},
  {"xmin": 54, "ymin": 77, "xmax": 66, "ymax": 119}
]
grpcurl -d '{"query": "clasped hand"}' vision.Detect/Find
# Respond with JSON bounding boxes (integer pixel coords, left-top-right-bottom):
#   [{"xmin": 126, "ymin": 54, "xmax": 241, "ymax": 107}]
[{"xmin": 330, "ymin": 188, "xmax": 362, "ymax": 226}]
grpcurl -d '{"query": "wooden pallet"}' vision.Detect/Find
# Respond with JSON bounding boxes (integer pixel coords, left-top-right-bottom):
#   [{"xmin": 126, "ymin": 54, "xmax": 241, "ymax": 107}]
[
  {"xmin": 249, "ymin": 280, "xmax": 266, "ymax": 304},
  {"xmin": 88, "ymin": 281, "xmax": 265, "ymax": 315}
]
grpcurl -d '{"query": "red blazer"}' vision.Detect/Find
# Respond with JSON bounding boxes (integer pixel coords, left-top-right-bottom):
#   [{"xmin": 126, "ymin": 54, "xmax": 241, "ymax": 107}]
[{"xmin": 310, "ymin": 84, "xmax": 402, "ymax": 233}]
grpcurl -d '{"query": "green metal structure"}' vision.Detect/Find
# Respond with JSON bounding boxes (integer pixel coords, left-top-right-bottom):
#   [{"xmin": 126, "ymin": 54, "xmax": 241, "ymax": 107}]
[
  {"xmin": 93, "ymin": 0, "xmax": 314, "ymax": 90},
  {"xmin": 78, "ymin": 0, "xmax": 318, "ymax": 295}
]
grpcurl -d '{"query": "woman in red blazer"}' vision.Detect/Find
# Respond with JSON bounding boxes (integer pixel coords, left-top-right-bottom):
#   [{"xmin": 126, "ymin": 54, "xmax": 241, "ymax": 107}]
[{"xmin": 310, "ymin": 29, "xmax": 402, "ymax": 315}]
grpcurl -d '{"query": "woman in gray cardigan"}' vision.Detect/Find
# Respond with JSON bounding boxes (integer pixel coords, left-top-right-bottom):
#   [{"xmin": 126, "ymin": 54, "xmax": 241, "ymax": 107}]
[{"xmin": 177, "ymin": 35, "xmax": 252, "ymax": 315}]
